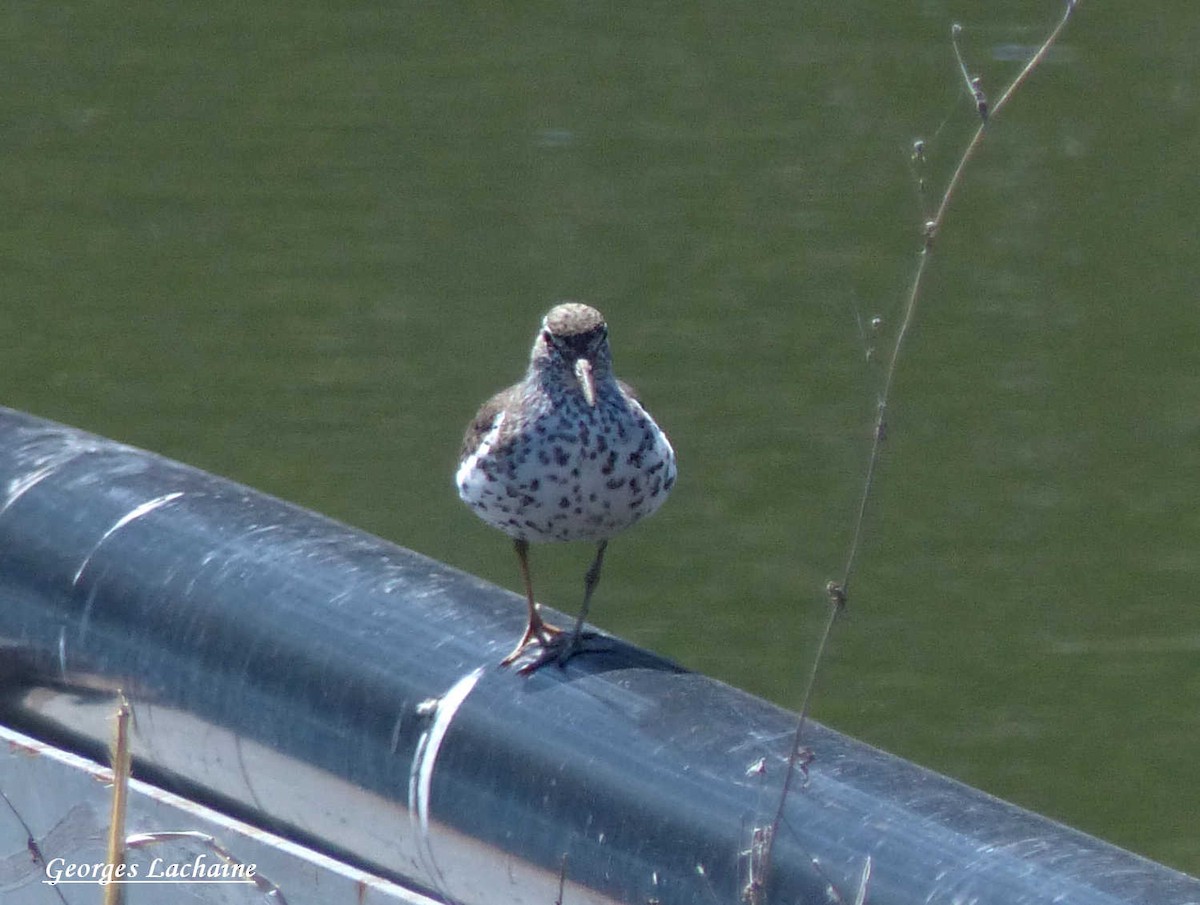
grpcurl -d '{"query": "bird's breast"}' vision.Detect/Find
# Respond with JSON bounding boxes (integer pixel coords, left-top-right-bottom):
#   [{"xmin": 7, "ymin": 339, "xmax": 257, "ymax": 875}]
[{"xmin": 456, "ymin": 396, "xmax": 675, "ymax": 543}]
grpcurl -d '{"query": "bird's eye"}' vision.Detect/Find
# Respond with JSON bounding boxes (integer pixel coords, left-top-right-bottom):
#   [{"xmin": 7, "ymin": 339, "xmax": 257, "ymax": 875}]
[{"xmin": 540, "ymin": 329, "xmax": 553, "ymax": 343}]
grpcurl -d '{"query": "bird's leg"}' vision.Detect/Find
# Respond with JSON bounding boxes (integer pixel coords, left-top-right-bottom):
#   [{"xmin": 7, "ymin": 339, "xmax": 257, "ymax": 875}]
[
  {"xmin": 559, "ymin": 540, "xmax": 608, "ymax": 665},
  {"xmin": 500, "ymin": 538, "xmax": 562, "ymax": 666}
]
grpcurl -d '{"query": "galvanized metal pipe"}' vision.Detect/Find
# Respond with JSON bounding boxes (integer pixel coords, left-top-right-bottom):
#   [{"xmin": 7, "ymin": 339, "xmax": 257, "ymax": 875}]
[{"xmin": 0, "ymin": 406, "xmax": 1195, "ymax": 904}]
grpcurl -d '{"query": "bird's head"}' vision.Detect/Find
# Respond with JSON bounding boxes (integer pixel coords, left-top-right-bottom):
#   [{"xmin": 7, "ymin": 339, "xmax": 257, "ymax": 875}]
[{"xmin": 530, "ymin": 302, "xmax": 611, "ymax": 406}]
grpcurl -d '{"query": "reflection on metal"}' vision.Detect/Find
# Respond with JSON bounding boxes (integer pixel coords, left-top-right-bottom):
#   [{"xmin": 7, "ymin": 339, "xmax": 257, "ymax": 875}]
[
  {"xmin": 409, "ymin": 667, "xmax": 486, "ymax": 897},
  {"xmin": 0, "ymin": 405, "xmax": 1196, "ymax": 905},
  {"xmin": 0, "ymin": 723, "xmax": 436, "ymax": 904}
]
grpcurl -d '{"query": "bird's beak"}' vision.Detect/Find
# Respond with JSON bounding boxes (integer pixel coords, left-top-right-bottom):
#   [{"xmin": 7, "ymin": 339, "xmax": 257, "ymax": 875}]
[{"xmin": 574, "ymin": 358, "xmax": 597, "ymax": 407}]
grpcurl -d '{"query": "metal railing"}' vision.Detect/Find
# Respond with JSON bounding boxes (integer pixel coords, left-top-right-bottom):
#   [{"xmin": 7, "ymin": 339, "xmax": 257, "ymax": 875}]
[{"xmin": 0, "ymin": 406, "xmax": 1195, "ymax": 904}]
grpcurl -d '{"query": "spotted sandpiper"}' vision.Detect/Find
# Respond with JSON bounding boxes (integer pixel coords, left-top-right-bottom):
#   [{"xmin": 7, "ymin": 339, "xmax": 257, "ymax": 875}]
[{"xmin": 456, "ymin": 302, "xmax": 677, "ymax": 672}]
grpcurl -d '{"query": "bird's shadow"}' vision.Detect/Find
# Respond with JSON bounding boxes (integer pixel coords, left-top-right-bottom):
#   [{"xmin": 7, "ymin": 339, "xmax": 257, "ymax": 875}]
[{"xmin": 500, "ymin": 630, "xmax": 687, "ymax": 685}]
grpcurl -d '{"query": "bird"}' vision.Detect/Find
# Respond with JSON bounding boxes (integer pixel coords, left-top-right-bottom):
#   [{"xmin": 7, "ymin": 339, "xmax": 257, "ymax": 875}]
[{"xmin": 456, "ymin": 302, "xmax": 676, "ymax": 672}]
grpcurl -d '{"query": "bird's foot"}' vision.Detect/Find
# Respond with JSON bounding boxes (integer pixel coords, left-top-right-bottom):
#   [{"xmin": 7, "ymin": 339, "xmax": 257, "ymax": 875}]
[
  {"xmin": 505, "ymin": 629, "xmax": 609, "ymax": 675},
  {"xmin": 499, "ymin": 618, "xmax": 563, "ymax": 668}
]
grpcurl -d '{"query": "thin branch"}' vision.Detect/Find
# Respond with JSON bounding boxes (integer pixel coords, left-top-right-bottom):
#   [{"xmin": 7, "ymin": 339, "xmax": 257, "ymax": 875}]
[
  {"xmin": 0, "ymin": 790, "xmax": 70, "ymax": 904},
  {"xmin": 755, "ymin": 3, "xmax": 1083, "ymax": 900},
  {"xmin": 952, "ymin": 24, "xmax": 990, "ymax": 121},
  {"xmin": 103, "ymin": 691, "xmax": 132, "ymax": 905}
]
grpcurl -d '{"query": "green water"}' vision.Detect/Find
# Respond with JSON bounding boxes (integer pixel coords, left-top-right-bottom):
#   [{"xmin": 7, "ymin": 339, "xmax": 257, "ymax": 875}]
[{"xmin": 4, "ymin": 1, "xmax": 1198, "ymax": 875}]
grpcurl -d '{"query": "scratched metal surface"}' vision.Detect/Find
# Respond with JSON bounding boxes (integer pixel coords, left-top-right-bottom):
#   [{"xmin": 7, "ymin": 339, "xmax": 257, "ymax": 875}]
[
  {"xmin": 0, "ymin": 406, "xmax": 1197, "ymax": 905},
  {"xmin": 0, "ymin": 724, "xmax": 432, "ymax": 905}
]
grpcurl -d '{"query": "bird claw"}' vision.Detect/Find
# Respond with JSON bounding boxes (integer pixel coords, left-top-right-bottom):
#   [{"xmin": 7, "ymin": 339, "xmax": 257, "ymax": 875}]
[
  {"xmin": 513, "ymin": 628, "xmax": 578, "ymax": 672},
  {"xmin": 501, "ymin": 631, "xmax": 571, "ymax": 675},
  {"xmin": 505, "ymin": 630, "xmax": 606, "ymax": 675},
  {"xmin": 499, "ymin": 620, "xmax": 562, "ymax": 667},
  {"xmin": 511, "ymin": 641, "xmax": 570, "ymax": 675}
]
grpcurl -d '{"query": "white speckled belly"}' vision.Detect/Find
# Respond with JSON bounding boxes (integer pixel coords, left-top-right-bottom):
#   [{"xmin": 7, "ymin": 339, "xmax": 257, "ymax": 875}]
[{"xmin": 457, "ymin": 393, "xmax": 676, "ymax": 543}]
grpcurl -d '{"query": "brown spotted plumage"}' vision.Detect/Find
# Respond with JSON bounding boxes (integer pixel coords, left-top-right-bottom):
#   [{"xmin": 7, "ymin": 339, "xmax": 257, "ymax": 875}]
[{"xmin": 456, "ymin": 302, "xmax": 676, "ymax": 671}]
